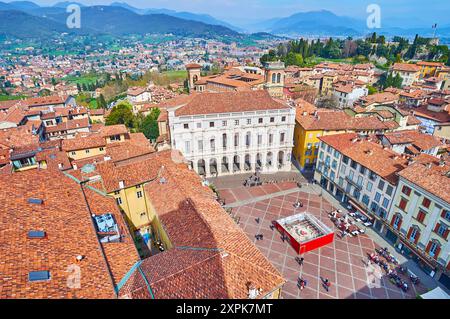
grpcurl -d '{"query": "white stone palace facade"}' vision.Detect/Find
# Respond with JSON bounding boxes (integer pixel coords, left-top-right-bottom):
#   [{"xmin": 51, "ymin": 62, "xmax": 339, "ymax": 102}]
[{"xmin": 167, "ymin": 91, "xmax": 296, "ymax": 177}]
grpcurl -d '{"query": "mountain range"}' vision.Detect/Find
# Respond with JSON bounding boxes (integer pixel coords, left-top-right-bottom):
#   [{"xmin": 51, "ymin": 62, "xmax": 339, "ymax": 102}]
[
  {"xmin": 0, "ymin": 1, "xmax": 448, "ymax": 40},
  {"xmin": 0, "ymin": 2, "xmax": 241, "ymax": 39}
]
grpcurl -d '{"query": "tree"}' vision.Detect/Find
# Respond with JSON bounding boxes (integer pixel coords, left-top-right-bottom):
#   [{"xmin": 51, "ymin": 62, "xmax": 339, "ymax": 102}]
[
  {"xmin": 97, "ymin": 94, "xmax": 107, "ymax": 109},
  {"xmin": 284, "ymin": 52, "xmax": 303, "ymax": 66},
  {"xmin": 106, "ymin": 101, "xmax": 135, "ymax": 128},
  {"xmin": 140, "ymin": 112, "xmax": 160, "ymax": 141},
  {"xmin": 316, "ymin": 95, "xmax": 339, "ymax": 109}
]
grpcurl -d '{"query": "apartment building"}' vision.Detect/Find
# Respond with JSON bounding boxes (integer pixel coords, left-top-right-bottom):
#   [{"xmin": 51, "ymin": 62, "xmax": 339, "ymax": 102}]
[
  {"xmin": 293, "ymin": 104, "xmax": 388, "ymax": 171},
  {"xmin": 386, "ymin": 160, "xmax": 450, "ymax": 289},
  {"xmin": 391, "ymin": 63, "xmax": 421, "ymax": 87},
  {"xmin": 314, "ymin": 133, "xmax": 409, "ymax": 231}
]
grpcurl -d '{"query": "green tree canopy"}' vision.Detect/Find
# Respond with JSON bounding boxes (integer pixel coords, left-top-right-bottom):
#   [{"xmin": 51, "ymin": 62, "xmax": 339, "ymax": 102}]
[{"xmin": 106, "ymin": 101, "xmax": 135, "ymax": 128}]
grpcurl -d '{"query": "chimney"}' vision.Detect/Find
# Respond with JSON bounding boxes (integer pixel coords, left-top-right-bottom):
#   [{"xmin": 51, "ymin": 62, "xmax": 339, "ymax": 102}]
[
  {"xmin": 119, "ymin": 180, "xmax": 125, "ymax": 189},
  {"xmin": 73, "ymin": 163, "xmax": 78, "ymax": 170}
]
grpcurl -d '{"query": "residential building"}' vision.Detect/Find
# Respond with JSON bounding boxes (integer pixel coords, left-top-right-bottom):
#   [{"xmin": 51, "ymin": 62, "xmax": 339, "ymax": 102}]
[
  {"xmin": 314, "ymin": 133, "xmax": 409, "ymax": 229},
  {"xmin": 386, "ymin": 160, "xmax": 450, "ymax": 289},
  {"xmin": 293, "ymin": 104, "xmax": 389, "ymax": 171},
  {"xmin": 381, "ymin": 130, "xmax": 443, "ymax": 157},
  {"xmin": 391, "ymin": 63, "xmax": 421, "ymax": 87}
]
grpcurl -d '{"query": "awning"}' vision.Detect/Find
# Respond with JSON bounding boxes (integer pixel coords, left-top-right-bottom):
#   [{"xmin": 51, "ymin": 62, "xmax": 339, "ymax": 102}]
[
  {"xmin": 398, "ymin": 236, "xmax": 437, "ymax": 270},
  {"xmin": 348, "ymin": 200, "xmax": 374, "ymax": 221},
  {"xmin": 421, "ymin": 287, "xmax": 450, "ymax": 299}
]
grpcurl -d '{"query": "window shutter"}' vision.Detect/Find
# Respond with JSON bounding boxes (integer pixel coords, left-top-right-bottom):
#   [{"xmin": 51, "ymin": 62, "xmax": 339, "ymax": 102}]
[
  {"xmin": 391, "ymin": 215, "xmax": 396, "ymax": 226},
  {"xmin": 434, "ymin": 246, "xmax": 441, "ymax": 260},
  {"xmin": 444, "ymin": 229, "xmax": 449, "ymax": 240},
  {"xmin": 425, "ymin": 241, "xmax": 432, "ymax": 253},
  {"xmin": 441, "ymin": 210, "xmax": 447, "ymax": 218},
  {"xmin": 434, "ymin": 223, "xmax": 440, "ymax": 233},
  {"xmin": 414, "ymin": 230, "xmax": 420, "ymax": 244},
  {"xmin": 407, "ymin": 227, "xmax": 413, "ymax": 239},
  {"xmin": 397, "ymin": 218, "xmax": 402, "ymax": 230}
]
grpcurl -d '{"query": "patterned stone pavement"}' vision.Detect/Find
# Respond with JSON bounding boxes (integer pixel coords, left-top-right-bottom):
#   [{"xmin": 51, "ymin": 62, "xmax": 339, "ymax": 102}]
[{"xmin": 217, "ymin": 182, "xmax": 428, "ymax": 299}]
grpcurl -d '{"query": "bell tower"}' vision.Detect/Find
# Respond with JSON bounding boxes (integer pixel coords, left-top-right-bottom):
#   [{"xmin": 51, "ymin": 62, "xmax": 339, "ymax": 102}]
[
  {"xmin": 186, "ymin": 63, "xmax": 202, "ymax": 92},
  {"xmin": 263, "ymin": 61, "xmax": 285, "ymax": 98}
]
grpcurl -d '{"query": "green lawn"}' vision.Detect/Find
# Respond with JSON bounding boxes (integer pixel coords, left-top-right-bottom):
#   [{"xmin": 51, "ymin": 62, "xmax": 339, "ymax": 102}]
[
  {"xmin": 64, "ymin": 74, "xmax": 100, "ymax": 85},
  {"xmin": 162, "ymin": 70, "xmax": 187, "ymax": 81},
  {"xmin": 0, "ymin": 94, "xmax": 27, "ymax": 101}
]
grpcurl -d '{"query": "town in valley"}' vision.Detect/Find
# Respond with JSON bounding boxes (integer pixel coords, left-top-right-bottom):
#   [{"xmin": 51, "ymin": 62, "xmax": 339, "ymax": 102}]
[{"xmin": 0, "ymin": 0, "xmax": 449, "ymax": 302}]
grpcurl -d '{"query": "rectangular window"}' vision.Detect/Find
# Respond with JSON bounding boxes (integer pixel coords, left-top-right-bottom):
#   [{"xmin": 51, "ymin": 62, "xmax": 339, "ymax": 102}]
[
  {"xmin": 222, "ymin": 121, "xmax": 227, "ymax": 126},
  {"xmin": 184, "ymin": 123, "xmax": 189, "ymax": 129},
  {"xmin": 338, "ymin": 177, "xmax": 344, "ymax": 186},
  {"xmin": 443, "ymin": 210, "xmax": 450, "ymax": 222},
  {"xmin": 348, "ymin": 170, "xmax": 354, "ymax": 180},
  {"xmin": 343, "ymin": 156, "xmax": 349, "ymax": 164},
  {"xmin": 386, "ymin": 185, "xmax": 393, "ymax": 197},
  {"xmin": 399, "ymin": 198, "xmax": 408, "ymax": 211},
  {"xmin": 71, "ymin": 151, "xmax": 76, "ymax": 155},
  {"xmin": 374, "ymin": 192, "xmax": 381, "ymax": 203},
  {"xmin": 382, "ymin": 198, "xmax": 389, "ymax": 209},
  {"xmin": 99, "ymin": 147, "xmax": 104, "ymax": 151},
  {"xmin": 185, "ymin": 141, "xmax": 191, "ymax": 153},
  {"xmin": 257, "ymin": 134, "xmax": 262, "ymax": 146},
  {"xmin": 417, "ymin": 210, "xmax": 426, "ymax": 223},
  {"xmin": 422, "ymin": 197, "xmax": 431, "ymax": 209},
  {"xmin": 29, "ymin": 271, "xmax": 50, "ymax": 282},
  {"xmin": 332, "ymin": 160, "xmax": 337, "ymax": 169},
  {"xmin": 247, "ymin": 119, "xmax": 251, "ymax": 125},
  {"xmin": 116, "ymin": 197, "xmax": 123, "ymax": 205},
  {"xmin": 258, "ymin": 118, "xmax": 263, "ymax": 124},
  {"xmin": 197, "ymin": 122, "xmax": 201, "ymax": 128},
  {"xmin": 137, "ymin": 191, "xmax": 143, "ymax": 199},
  {"xmin": 209, "ymin": 122, "xmax": 215, "ymax": 128},
  {"xmin": 357, "ymin": 176, "xmax": 363, "ymax": 186},
  {"xmin": 378, "ymin": 180, "xmax": 385, "ymax": 191},
  {"xmin": 85, "ymin": 149, "xmax": 90, "ymax": 154},
  {"xmin": 281, "ymin": 116, "xmax": 286, "ymax": 122},
  {"xmin": 270, "ymin": 117, "xmax": 275, "ymax": 123},
  {"xmin": 350, "ymin": 160, "xmax": 357, "ymax": 169},
  {"xmin": 359, "ymin": 166, "xmax": 366, "ymax": 175},
  {"xmin": 367, "ymin": 181, "xmax": 373, "ymax": 192},
  {"xmin": 235, "ymin": 120, "xmax": 239, "ymax": 126},
  {"xmin": 198, "ymin": 140, "xmax": 203, "ymax": 151},
  {"xmin": 437, "ymin": 224, "xmax": 448, "ymax": 237},
  {"xmin": 362, "ymin": 195, "xmax": 370, "ymax": 206},
  {"xmin": 280, "ymin": 133, "xmax": 285, "ymax": 143},
  {"xmin": 402, "ymin": 185, "xmax": 412, "ymax": 196}
]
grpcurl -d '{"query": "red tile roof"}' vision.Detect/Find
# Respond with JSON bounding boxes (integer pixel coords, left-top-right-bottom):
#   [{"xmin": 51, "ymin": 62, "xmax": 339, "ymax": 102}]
[
  {"xmin": 319, "ymin": 133, "xmax": 409, "ymax": 184},
  {"xmin": 0, "ymin": 169, "xmax": 138, "ymax": 298},
  {"xmin": 399, "ymin": 161, "xmax": 450, "ymax": 203},
  {"xmin": 118, "ymin": 154, "xmax": 284, "ymax": 299},
  {"xmin": 175, "ymin": 91, "xmax": 288, "ymax": 116}
]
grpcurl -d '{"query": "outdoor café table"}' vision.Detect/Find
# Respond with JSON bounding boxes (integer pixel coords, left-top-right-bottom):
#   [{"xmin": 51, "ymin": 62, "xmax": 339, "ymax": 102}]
[
  {"xmin": 364, "ymin": 222, "xmax": 372, "ymax": 227},
  {"xmin": 351, "ymin": 230, "xmax": 359, "ymax": 236}
]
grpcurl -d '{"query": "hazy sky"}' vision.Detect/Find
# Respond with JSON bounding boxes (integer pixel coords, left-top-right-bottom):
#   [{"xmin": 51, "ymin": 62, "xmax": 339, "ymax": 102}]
[{"xmin": 14, "ymin": 0, "xmax": 450, "ymax": 26}]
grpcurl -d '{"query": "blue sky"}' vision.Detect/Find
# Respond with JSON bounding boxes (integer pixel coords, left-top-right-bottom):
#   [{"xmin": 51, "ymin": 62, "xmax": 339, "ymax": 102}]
[{"xmin": 16, "ymin": 0, "xmax": 450, "ymax": 26}]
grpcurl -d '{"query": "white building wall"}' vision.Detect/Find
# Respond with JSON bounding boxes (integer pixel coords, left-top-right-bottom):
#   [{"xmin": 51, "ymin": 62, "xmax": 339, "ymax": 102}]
[{"xmin": 169, "ymin": 107, "xmax": 296, "ymax": 177}]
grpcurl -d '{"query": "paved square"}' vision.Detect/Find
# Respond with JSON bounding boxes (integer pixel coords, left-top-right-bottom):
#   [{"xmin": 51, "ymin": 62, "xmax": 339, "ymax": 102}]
[{"xmin": 218, "ymin": 182, "xmax": 427, "ymax": 299}]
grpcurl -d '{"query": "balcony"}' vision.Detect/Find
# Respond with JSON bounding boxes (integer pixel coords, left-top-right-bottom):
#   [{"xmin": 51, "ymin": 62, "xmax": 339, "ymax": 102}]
[{"xmin": 345, "ymin": 176, "xmax": 362, "ymax": 190}]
